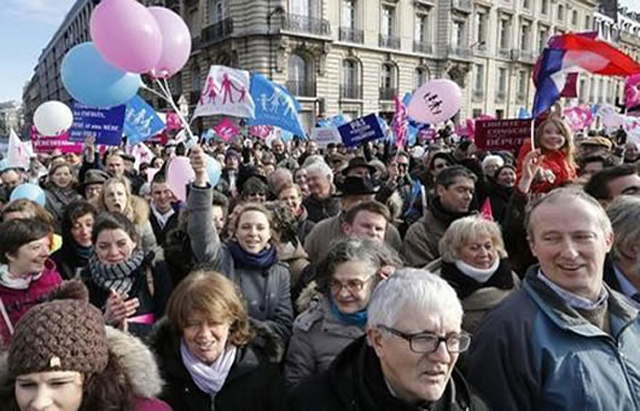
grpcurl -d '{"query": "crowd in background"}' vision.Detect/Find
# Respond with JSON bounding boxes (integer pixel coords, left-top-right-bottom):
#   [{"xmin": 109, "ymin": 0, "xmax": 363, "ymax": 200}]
[{"xmin": 0, "ymin": 113, "xmax": 640, "ymax": 410}]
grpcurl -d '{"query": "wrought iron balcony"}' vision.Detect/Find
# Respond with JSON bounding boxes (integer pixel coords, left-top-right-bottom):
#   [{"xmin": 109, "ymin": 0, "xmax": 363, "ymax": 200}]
[
  {"xmin": 339, "ymin": 27, "xmax": 364, "ymax": 43},
  {"xmin": 518, "ymin": 50, "xmax": 537, "ymax": 63},
  {"xmin": 379, "ymin": 34, "xmax": 401, "ymax": 49},
  {"xmin": 202, "ymin": 18, "xmax": 233, "ymax": 44},
  {"xmin": 451, "ymin": 0, "xmax": 472, "ymax": 12},
  {"xmin": 285, "ymin": 80, "xmax": 316, "ymax": 97},
  {"xmin": 379, "ymin": 87, "xmax": 397, "ymax": 101},
  {"xmin": 497, "ymin": 48, "xmax": 511, "ymax": 59},
  {"xmin": 340, "ymin": 84, "xmax": 362, "ymax": 99},
  {"xmin": 448, "ymin": 45, "xmax": 472, "ymax": 59},
  {"xmin": 281, "ymin": 13, "xmax": 331, "ymax": 36},
  {"xmin": 413, "ymin": 41, "xmax": 434, "ymax": 54}
]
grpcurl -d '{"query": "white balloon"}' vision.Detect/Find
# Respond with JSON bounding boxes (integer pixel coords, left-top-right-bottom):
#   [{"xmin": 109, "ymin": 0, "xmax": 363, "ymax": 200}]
[{"xmin": 33, "ymin": 101, "xmax": 73, "ymax": 136}]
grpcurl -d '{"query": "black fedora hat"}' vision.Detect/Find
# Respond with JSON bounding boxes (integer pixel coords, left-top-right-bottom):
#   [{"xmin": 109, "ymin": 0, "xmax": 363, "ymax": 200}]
[
  {"xmin": 341, "ymin": 157, "xmax": 377, "ymax": 176},
  {"xmin": 334, "ymin": 176, "xmax": 378, "ymax": 197}
]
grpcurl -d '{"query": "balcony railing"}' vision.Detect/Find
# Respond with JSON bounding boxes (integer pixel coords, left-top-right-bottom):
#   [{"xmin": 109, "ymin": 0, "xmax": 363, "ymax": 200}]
[
  {"xmin": 202, "ymin": 18, "xmax": 233, "ymax": 44},
  {"xmin": 340, "ymin": 84, "xmax": 362, "ymax": 99},
  {"xmin": 448, "ymin": 45, "xmax": 472, "ymax": 59},
  {"xmin": 339, "ymin": 27, "xmax": 364, "ymax": 43},
  {"xmin": 620, "ymin": 31, "xmax": 640, "ymax": 47},
  {"xmin": 498, "ymin": 48, "xmax": 511, "ymax": 59},
  {"xmin": 518, "ymin": 50, "xmax": 537, "ymax": 63},
  {"xmin": 379, "ymin": 87, "xmax": 397, "ymax": 101},
  {"xmin": 379, "ymin": 34, "xmax": 401, "ymax": 49},
  {"xmin": 413, "ymin": 41, "xmax": 434, "ymax": 54},
  {"xmin": 472, "ymin": 90, "xmax": 484, "ymax": 102},
  {"xmin": 451, "ymin": 0, "xmax": 472, "ymax": 12},
  {"xmin": 495, "ymin": 90, "xmax": 506, "ymax": 103},
  {"xmin": 281, "ymin": 13, "xmax": 331, "ymax": 36},
  {"xmin": 285, "ymin": 80, "xmax": 316, "ymax": 97}
]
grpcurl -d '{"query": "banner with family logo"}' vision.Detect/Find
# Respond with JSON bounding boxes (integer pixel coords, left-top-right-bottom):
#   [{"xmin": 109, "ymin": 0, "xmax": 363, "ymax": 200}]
[
  {"xmin": 124, "ymin": 95, "xmax": 166, "ymax": 145},
  {"xmin": 193, "ymin": 65, "xmax": 255, "ymax": 119},
  {"xmin": 248, "ymin": 72, "xmax": 306, "ymax": 138}
]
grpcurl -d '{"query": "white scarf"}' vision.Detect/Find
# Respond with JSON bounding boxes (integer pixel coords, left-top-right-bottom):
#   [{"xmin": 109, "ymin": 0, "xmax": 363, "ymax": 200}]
[
  {"xmin": 180, "ymin": 339, "xmax": 237, "ymax": 396},
  {"xmin": 0, "ymin": 264, "xmax": 42, "ymax": 290},
  {"xmin": 454, "ymin": 258, "xmax": 500, "ymax": 283}
]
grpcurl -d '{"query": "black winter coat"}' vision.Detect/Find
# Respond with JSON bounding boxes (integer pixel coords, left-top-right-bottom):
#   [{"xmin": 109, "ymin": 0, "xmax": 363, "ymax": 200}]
[
  {"xmin": 290, "ymin": 336, "xmax": 490, "ymax": 411},
  {"xmin": 150, "ymin": 319, "xmax": 288, "ymax": 411}
]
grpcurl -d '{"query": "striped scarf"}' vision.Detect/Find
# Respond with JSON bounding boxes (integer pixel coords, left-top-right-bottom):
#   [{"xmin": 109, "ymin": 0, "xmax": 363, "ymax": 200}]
[{"xmin": 88, "ymin": 250, "xmax": 146, "ymax": 296}]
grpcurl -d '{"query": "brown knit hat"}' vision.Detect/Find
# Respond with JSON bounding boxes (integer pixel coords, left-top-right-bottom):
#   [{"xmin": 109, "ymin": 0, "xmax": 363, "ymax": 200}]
[{"xmin": 8, "ymin": 281, "xmax": 109, "ymax": 378}]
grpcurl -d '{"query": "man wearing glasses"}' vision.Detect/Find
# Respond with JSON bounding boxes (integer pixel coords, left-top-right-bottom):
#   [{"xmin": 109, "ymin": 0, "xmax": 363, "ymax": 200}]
[{"xmin": 290, "ymin": 269, "xmax": 489, "ymax": 411}]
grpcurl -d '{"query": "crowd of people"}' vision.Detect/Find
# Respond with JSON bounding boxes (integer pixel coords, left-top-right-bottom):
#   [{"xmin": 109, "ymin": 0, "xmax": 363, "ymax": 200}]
[{"xmin": 0, "ymin": 112, "xmax": 640, "ymax": 410}]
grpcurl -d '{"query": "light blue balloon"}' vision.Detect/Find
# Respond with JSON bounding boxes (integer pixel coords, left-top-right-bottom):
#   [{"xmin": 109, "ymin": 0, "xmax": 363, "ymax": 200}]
[
  {"xmin": 10, "ymin": 183, "xmax": 46, "ymax": 207},
  {"xmin": 206, "ymin": 156, "xmax": 222, "ymax": 187},
  {"xmin": 61, "ymin": 42, "xmax": 141, "ymax": 108}
]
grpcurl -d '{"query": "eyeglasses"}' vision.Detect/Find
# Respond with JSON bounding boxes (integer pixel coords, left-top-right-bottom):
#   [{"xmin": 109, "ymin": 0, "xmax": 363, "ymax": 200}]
[
  {"xmin": 397, "ymin": 163, "xmax": 409, "ymax": 169},
  {"xmin": 377, "ymin": 325, "xmax": 471, "ymax": 354},
  {"xmin": 328, "ymin": 276, "xmax": 375, "ymax": 295}
]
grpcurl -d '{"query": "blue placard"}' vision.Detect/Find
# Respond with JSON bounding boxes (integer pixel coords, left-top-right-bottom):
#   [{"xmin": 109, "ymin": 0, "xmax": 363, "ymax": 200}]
[
  {"xmin": 69, "ymin": 102, "xmax": 126, "ymax": 146},
  {"xmin": 124, "ymin": 95, "xmax": 166, "ymax": 145},
  {"xmin": 337, "ymin": 114, "xmax": 385, "ymax": 147},
  {"xmin": 248, "ymin": 73, "xmax": 307, "ymax": 138}
]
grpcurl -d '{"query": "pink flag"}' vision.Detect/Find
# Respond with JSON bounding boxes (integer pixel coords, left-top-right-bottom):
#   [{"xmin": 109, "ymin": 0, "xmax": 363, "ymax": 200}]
[
  {"xmin": 479, "ymin": 198, "xmax": 494, "ymax": 221},
  {"xmin": 392, "ymin": 95, "xmax": 408, "ymax": 149},
  {"xmin": 213, "ymin": 118, "xmax": 239, "ymax": 142},
  {"xmin": 250, "ymin": 125, "xmax": 274, "ymax": 139},
  {"xmin": 166, "ymin": 112, "xmax": 182, "ymax": 130}
]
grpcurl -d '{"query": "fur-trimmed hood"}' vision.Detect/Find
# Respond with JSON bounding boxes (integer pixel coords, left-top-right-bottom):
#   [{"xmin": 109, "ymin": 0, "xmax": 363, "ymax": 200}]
[
  {"xmin": 0, "ymin": 326, "xmax": 165, "ymax": 399},
  {"xmin": 129, "ymin": 195, "xmax": 151, "ymax": 226}
]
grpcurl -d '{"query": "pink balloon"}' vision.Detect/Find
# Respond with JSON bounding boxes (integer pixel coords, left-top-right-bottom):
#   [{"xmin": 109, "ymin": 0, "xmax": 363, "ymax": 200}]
[
  {"xmin": 167, "ymin": 157, "xmax": 195, "ymax": 202},
  {"xmin": 90, "ymin": 0, "xmax": 162, "ymax": 73},
  {"xmin": 148, "ymin": 7, "xmax": 192, "ymax": 79},
  {"xmin": 407, "ymin": 79, "xmax": 463, "ymax": 124}
]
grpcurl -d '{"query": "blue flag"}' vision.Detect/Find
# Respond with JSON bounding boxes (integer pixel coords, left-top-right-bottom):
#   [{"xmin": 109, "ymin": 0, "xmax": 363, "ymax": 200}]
[
  {"xmin": 517, "ymin": 107, "xmax": 531, "ymax": 119},
  {"xmin": 248, "ymin": 73, "xmax": 306, "ymax": 138},
  {"xmin": 402, "ymin": 92, "xmax": 412, "ymax": 108},
  {"xmin": 124, "ymin": 95, "xmax": 166, "ymax": 145},
  {"xmin": 330, "ymin": 114, "xmax": 349, "ymax": 127}
]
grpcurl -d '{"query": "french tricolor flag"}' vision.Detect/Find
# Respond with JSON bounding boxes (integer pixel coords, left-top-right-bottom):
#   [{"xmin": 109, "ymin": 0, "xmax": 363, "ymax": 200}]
[{"xmin": 532, "ymin": 33, "xmax": 640, "ymax": 118}]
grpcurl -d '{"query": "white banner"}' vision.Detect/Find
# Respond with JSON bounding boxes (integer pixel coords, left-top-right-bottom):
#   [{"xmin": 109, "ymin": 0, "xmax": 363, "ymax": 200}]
[
  {"xmin": 193, "ymin": 65, "xmax": 255, "ymax": 119},
  {"xmin": 8, "ymin": 129, "xmax": 30, "ymax": 170},
  {"xmin": 311, "ymin": 127, "xmax": 342, "ymax": 147}
]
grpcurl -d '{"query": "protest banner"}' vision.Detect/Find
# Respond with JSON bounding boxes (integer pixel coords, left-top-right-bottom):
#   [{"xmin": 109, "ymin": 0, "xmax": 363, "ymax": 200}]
[
  {"xmin": 193, "ymin": 65, "xmax": 255, "ymax": 119},
  {"xmin": 248, "ymin": 73, "xmax": 306, "ymax": 137},
  {"xmin": 124, "ymin": 95, "xmax": 166, "ymax": 145},
  {"xmin": 311, "ymin": 127, "xmax": 341, "ymax": 147},
  {"xmin": 30, "ymin": 127, "xmax": 84, "ymax": 154},
  {"xmin": 337, "ymin": 114, "xmax": 385, "ymax": 147},
  {"xmin": 474, "ymin": 119, "xmax": 532, "ymax": 153},
  {"xmin": 69, "ymin": 102, "xmax": 126, "ymax": 146}
]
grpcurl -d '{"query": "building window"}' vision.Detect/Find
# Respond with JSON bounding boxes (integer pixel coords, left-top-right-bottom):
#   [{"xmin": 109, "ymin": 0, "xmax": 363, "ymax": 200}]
[
  {"xmin": 452, "ymin": 20, "xmax": 465, "ymax": 47},
  {"xmin": 579, "ymin": 76, "xmax": 586, "ymax": 103},
  {"xmin": 571, "ymin": 10, "xmax": 578, "ymax": 26},
  {"xmin": 342, "ymin": 0, "xmax": 356, "ymax": 29},
  {"xmin": 499, "ymin": 18, "xmax": 511, "ymax": 50},
  {"xmin": 496, "ymin": 67, "xmax": 507, "ymax": 103},
  {"xmin": 381, "ymin": 63, "xmax": 395, "ymax": 89},
  {"xmin": 288, "ymin": 53, "xmax": 309, "ymax": 82},
  {"xmin": 291, "ymin": 0, "xmax": 318, "ymax": 18},
  {"xmin": 414, "ymin": 67, "xmax": 428, "ymax": 89},
  {"xmin": 522, "ymin": 0, "xmax": 530, "ymax": 10},
  {"xmin": 541, "ymin": 0, "xmax": 548, "ymax": 15},
  {"xmin": 415, "ymin": 14, "xmax": 429, "ymax": 43},
  {"xmin": 538, "ymin": 27, "xmax": 548, "ymax": 52},
  {"xmin": 520, "ymin": 22, "xmax": 530, "ymax": 51},
  {"xmin": 380, "ymin": 5, "xmax": 395, "ymax": 37},
  {"xmin": 598, "ymin": 78, "xmax": 604, "ymax": 102},
  {"xmin": 472, "ymin": 108, "xmax": 482, "ymax": 118},
  {"xmin": 288, "ymin": 53, "xmax": 314, "ymax": 96},
  {"xmin": 192, "ymin": 66, "xmax": 201, "ymax": 92},
  {"xmin": 474, "ymin": 64, "xmax": 484, "ymax": 94},
  {"xmin": 475, "ymin": 12, "xmax": 486, "ymax": 45},
  {"xmin": 557, "ymin": 5, "xmax": 564, "ymax": 21},
  {"xmin": 585, "ymin": 15, "xmax": 591, "ymax": 30},
  {"xmin": 342, "ymin": 59, "xmax": 359, "ymax": 98},
  {"xmin": 209, "ymin": 0, "xmax": 227, "ymax": 23},
  {"xmin": 517, "ymin": 70, "xmax": 527, "ymax": 101}
]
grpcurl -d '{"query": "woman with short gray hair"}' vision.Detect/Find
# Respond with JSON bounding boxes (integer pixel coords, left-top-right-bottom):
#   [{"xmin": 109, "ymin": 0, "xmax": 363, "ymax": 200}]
[
  {"xmin": 426, "ymin": 215, "xmax": 519, "ymax": 332},
  {"xmin": 284, "ymin": 238, "xmax": 387, "ymax": 387}
]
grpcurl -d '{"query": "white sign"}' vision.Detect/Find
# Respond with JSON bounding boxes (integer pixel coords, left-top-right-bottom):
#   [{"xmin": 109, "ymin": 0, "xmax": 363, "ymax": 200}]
[{"xmin": 311, "ymin": 127, "xmax": 342, "ymax": 147}]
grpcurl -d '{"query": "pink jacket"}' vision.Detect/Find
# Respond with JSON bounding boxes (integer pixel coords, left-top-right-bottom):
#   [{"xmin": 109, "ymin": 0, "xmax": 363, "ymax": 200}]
[
  {"xmin": 0, "ymin": 260, "xmax": 62, "ymax": 346},
  {"xmin": 134, "ymin": 397, "xmax": 173, "ymax": 411}
]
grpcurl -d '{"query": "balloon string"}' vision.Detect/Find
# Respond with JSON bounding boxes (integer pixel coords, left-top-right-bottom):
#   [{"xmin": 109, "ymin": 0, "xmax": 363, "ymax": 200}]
[
  {"xmin": 141, "ymin": 83, "xmax": 171, "ymax": 103},
  {"xmin": 152, "ymin": 78, "xmax": 196, "ymax": 144}
]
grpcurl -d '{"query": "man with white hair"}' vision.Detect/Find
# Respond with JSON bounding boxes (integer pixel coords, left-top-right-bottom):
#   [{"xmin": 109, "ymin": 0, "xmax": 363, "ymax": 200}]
[
  {"xmin": 466, "ymin": 188, "xmax": 640, "ymax": 410},
  {"xmin": 291, "ymin": 269, "xmax": 489, "ymax": 411},
  {"xmin": 303, "ymin": 161, "xmax": 340, "ymax": 223}
]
